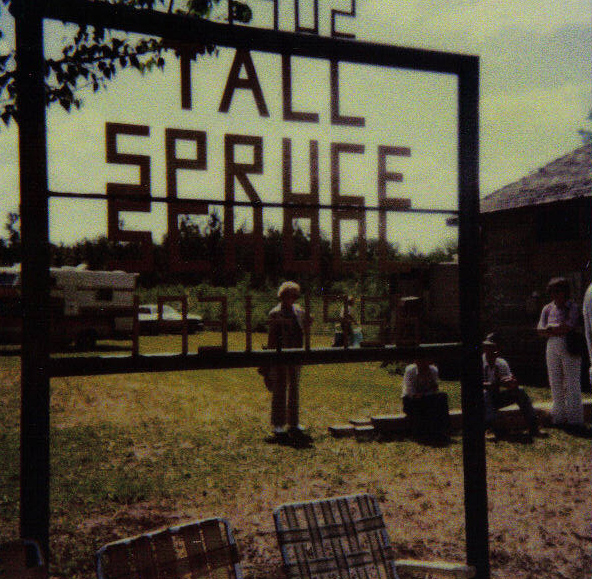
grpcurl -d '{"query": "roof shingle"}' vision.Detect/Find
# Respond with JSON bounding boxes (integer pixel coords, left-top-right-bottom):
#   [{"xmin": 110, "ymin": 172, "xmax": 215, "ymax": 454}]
[{"xmin": 481, "ymin": 144, "xmax": 592, "ymax": 213}]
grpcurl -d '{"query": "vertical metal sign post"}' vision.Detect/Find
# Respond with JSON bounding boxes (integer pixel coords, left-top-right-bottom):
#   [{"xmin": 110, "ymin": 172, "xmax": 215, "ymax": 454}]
[
  {"xmin": 458, "ymin": 63, "xmax": 490, "ymax": 578},
  {"xmin": 13, "ymin": 0, "xmax": 52, "ymax": 556},
  {"xmin": 12, "ymin": 0, "xmax": 488, "ymax": 576}
]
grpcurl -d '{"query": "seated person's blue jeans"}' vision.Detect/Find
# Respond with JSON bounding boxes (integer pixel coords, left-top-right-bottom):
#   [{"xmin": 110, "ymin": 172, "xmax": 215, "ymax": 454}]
[
  {"xmin": 483, "ymin": 387, "xmax": 538, "ymax": 434},
  {"xmin": 403, "ymin": 392, "xmax": 450, "ymax": 438}
]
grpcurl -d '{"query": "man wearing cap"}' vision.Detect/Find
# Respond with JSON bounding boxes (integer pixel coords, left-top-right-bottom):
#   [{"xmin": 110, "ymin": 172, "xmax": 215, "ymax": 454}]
[
  {"xmin": 266, "ymin": 281, "xmax": 312, "ymax": 444},
  {"xmin": 482, "ymin": 333, "xmax": 540, "ymax": 438}
]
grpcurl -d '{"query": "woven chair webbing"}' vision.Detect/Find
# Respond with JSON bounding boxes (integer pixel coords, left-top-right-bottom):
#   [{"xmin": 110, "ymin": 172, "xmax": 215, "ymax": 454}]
[
  {"xmin": 276, "ymin": 495, "xmax": 398, "ymax": 579},
  {"xmin": 277, "ymin": 513, "xmax": 386, "ymax": 544},
  {"xmin": 99, "ymin": 520, "xmax": 239, "ymax": 579}
]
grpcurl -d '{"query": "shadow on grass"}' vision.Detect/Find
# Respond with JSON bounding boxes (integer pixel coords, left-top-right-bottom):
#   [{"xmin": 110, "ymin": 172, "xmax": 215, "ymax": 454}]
[
  {"xmin": 373, "ymin": 432, "xmax": 457, "ymax": 448},
  {"xmin": 542, "ymin": 423, "xmax": 592, "ymax": 439},
  {"xmin": 493, "ymin": 431, "xmax": 534, "ymax": 445},
  {"xmin": 562, "ymin": 424, "xmax": 592, "ymax": 439},
  {"xmin": 264, "ymin": 435, "xmax": 315, "ymax": 450}
]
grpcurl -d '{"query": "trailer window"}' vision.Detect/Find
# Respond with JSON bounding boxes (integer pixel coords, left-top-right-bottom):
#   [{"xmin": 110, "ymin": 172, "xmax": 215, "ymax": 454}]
[
  {"xmin": 0, "ymin": 273, "xmax": 18, "ymax": 286},
  {"xmin": 96, "ymin": 288, "xmax": 114, "ymax": 302}
]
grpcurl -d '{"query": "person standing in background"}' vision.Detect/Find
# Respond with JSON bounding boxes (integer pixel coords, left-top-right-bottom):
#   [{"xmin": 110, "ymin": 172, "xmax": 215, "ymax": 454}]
[
  {"xmin": 537, "ymin": 277, "xmax": 584, "ymax": 431},
  {"xmin": 333, "ymin": 295, "xmax": 362, "ymax": 347},
  {"xmin": 266, "ymin": 281, "xmax": 312, "ymax": 445}
]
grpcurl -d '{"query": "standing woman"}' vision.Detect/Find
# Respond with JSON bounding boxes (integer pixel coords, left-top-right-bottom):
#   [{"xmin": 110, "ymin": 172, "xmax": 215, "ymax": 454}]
[
  {"xmin": 537, "ymin": 277, "xmax": 584, "ymax": 429},
  {"xmin": 266, "ymin": 281, "xmax": 312, "ymax": 444}
]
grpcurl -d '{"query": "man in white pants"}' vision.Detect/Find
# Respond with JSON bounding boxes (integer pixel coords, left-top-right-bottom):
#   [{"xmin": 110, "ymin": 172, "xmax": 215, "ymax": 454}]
[
  {"xmin": 537, "ymin": 277, "xmax": 583, "ymax": 429},
  {"xmin": 583, "ymin": 282, "xmax": 592, "ymax": 385}
]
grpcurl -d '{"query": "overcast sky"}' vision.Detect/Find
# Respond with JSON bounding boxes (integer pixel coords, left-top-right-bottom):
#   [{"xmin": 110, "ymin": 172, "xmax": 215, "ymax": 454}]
[{"xmin": 0, "ymin": 0, "xmax": 589, "ymax": 252}]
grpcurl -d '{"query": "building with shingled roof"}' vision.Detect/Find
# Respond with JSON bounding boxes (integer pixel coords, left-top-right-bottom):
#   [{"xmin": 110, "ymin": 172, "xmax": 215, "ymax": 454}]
[{"xmin": 480, "ymin": 143, "xmax": 591, "ymax": 385}]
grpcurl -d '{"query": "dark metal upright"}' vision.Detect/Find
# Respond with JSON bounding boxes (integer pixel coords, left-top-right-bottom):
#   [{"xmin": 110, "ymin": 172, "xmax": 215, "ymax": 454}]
[
  {"xmin": 13, "ymin": 0, "xmax": 52, "ymax": 557},
  {"xmin": 12, "ymin": 0, "xmax": 488, "ymax": 573},
  {"xmin": 458, "ymin": 60, "xmax": 490, "ymax": 578}
]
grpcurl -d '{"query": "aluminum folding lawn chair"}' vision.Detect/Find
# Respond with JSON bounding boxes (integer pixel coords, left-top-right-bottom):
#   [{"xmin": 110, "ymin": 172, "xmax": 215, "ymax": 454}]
[
  {"xmin": 0, "ymin": 539, "xmax": 47, "ymax": 579},
  {"xmin": 273, "ymin": 493, "xmax": 475, "ymax": 579},
  {"xmin": 96, "ymin": 517, "xmax": 242, "ymax": 579}
]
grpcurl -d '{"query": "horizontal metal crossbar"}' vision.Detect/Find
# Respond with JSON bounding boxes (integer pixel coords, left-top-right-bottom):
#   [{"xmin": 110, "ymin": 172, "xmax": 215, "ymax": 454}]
[
  {"xmin": 49, "ymin": 191, "xmax": 459, "ymax": 215},
  {"xmin": 29, "ymin": 0, "xmax": 477, "ymax": 75},
  {"xmin": 49, "ymin": 343, "xmax": 462, "ymax": 377}
]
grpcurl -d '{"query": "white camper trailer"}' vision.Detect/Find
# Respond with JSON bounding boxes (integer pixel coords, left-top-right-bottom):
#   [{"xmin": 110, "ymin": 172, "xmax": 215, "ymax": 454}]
[{"xmin": 0, "ymin": 264, "xmax": 138, "ymax": 349}]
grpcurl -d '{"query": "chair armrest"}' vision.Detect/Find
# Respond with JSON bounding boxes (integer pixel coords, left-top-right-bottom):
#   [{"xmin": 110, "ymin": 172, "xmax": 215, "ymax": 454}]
[{"xmin": 396, "ymin": 559, "xmax": 476, "ymax": 578}]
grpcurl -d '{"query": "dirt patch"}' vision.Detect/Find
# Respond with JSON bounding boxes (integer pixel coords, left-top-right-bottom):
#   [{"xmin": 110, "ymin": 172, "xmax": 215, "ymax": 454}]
[
  {"xmin": 486, "ymin": 450, "xmax": 591, "ymax": 579},
  {"xmin": 11, "ymin": 365, "xmax": 587, "ymax": 579},
  {"xmin": 77, "ymin": 503, "xmax": 187, "ymax": 539},
  {"xmin": 57, "ymin": 433, "xmax": 590, "ymax": 579}
]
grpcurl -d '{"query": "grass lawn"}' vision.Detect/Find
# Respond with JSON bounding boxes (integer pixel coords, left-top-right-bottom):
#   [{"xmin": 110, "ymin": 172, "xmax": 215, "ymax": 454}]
[{"xmin": 0, "ymin": 332, "xmax": 590, "ymax": 578}]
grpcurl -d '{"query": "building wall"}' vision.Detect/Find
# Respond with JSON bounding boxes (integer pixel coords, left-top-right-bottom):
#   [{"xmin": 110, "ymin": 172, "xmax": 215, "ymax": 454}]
[
  {"xmin": 427, "ymin": 262, "xmax": 460, "ymax": 336},
  {"xmin": 481, "ymin": 197, "xmax": 592, "ymax": 384},
  {"xmin": 389, "ymin": 263, "xmax": 460, "ymax": 343}
]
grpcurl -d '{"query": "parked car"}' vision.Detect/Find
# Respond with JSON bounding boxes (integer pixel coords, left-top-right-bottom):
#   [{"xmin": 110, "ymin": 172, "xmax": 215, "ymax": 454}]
[{"xmin": 138, "ymin": 304, "xmax": 204, "ymax": 334}]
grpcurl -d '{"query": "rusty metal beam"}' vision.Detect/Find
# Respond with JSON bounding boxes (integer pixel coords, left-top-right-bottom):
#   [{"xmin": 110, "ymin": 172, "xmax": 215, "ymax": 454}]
[
  {"xmin": 10, "ymin": 0, "xmax": 486, "ymax": 574},
  {"xmin": 457, "ymin": 59, "xmax": 489, "ymax": 579},
  {"xmin": 38, "ymin": 0, "xmax": 476, "ymax": 74},
  {"xmin": 13, "ymin": 0, "xmax": 51, "ymax": 558},
  {"xmin": 49, "ymin": 343, "xmax": 463, "ymax": 377},
  {"xmin": 49, "ymin": 190, "xmax": 459, "ymax": 215}
]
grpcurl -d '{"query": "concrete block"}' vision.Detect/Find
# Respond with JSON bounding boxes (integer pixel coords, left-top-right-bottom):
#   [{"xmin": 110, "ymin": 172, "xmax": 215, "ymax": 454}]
[
  {"xmin": 349, "ymin": 417, "xmax": 372, "ymax": 427},
  {"xmin": 371, "ymin": 414, "xmax": 407, "ymax": 434},
  {"xmin": 328, "ymin": 424, "xmax": 355, "ymax": 438},
  {"xmin": 354, "ymin": 425, "xmax": 375, "ymax": 441},
  {"xmin": 332, "ymin": 399, "xmax": 591, "ymax": 439}
]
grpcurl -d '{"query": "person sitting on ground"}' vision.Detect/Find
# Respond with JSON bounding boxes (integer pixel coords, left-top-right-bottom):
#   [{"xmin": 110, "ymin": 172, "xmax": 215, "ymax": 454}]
[
  {"xmin": 482, "ymin": 332, "xmax": 540, "ymax": 438},
  {"xmin": 402, "ymin": 354, "xmax": 451, "ymax": 440}
]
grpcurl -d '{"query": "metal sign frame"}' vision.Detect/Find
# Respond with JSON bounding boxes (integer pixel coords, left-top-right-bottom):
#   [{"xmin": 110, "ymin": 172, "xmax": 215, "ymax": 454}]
[{"xmin": 12, "ymin": 0, "xmax": 487, "ymax": 576}]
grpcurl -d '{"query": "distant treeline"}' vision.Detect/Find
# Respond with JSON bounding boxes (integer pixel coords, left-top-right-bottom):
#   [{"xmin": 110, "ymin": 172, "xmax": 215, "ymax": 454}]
[{"xmin": 0, "ymin": 211, "xmax": 457, "ymax": 289}]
